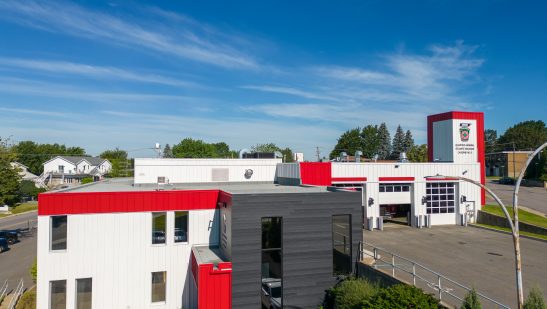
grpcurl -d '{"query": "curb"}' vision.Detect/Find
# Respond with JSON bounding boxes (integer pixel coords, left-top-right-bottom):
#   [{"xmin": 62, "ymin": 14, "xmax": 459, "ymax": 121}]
[
  {"xmin": 0, "ymin": 209, "xmax": 37, "ymax": 221},
  {"xmin": 469, "ymin": 224, "xmax": 547, "ymax": 243}
]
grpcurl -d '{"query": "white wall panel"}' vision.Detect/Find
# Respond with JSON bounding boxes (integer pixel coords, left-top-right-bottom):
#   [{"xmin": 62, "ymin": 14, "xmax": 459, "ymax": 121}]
[
  {"xmin": 134, "ymin": 158, "xmax": 281, "ymax": 184},
  {"xmin": 37, "ymin": 209, "xmax": 218, "ymax": 309}
]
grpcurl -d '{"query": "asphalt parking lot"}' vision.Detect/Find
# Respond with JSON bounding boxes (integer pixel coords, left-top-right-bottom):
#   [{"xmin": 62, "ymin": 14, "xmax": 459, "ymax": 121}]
[
  {"xmin": 486, "ymin": 180, "xmax": 547, "ymax": 215},
  {"xmin": 0, "ymin": 211, "xmax": 38, "ymax": 290},
  {"xmin": 364, "ymin": 224, "xmax": 547, "ymax": 309}
]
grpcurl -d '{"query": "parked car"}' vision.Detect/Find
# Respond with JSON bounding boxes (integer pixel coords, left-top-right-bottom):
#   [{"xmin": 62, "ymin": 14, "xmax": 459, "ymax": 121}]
[
  {"xmin": 0, "ymin": 238, "xmax": 8, "ymax": 253},
  {"xmin": 261, "ymin": 278, "xmax": 282, "ymax": 309},
  {"xmin": 152, "ymin": 231, "xmax": 166, "ymax": 244},
  {"xmin": 0, "ymin": 230, "xmax": 19, "ymax": 245},
  {"xmin": 174, "ymin": 228, "xmax": 187, "ymax": 242}
]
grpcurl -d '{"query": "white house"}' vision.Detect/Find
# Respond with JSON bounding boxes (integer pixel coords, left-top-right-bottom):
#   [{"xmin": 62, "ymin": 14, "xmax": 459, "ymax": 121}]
[
  {"xmin": 40, "ymin": 156, "xmax": 112, "ymax": 187},
  {"xmin": 10, "ymin": 162, "xmax": 39, "ymax": 181}
]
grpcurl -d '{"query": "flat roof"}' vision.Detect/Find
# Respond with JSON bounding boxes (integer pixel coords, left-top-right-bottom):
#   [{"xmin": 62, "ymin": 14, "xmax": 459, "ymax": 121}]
[
  {"xmin": 58, "ymin": 178, "xmax": 332, "ymax": 194},
  {"xmin": 192, "ymin": 245, "xmax": 228, "ymax": 267}
]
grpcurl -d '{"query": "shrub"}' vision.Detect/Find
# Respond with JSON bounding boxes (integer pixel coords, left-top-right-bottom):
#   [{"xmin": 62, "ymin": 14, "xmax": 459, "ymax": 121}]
[
  {"xmin": 524, "ymin": 285, "xmax": 546, "ymax": 309},
  {"xmin": 361, "ymin": 284, "xmax": 441, "ymax": 309},
  {"xmin": 324, "ymin": 277, "xmax": 379, "ymax": 309},
  {"xmin": 15, "ymin": 288, "xmax": 36, "ymax": 309},
  {"xmin": 461, "ymin": 288, "xmax": 482, "ymax": 309},
  {"xmin": 29, "ymin": 259, "xmax": 37, "ymax": 283},
  {"xmin": 81, "ymin": 177, "xmax": 93, "ymax": 184}
]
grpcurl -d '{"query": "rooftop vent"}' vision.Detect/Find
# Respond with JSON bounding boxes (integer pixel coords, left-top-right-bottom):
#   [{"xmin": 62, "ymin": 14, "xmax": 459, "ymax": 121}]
[{"xmin": 355, "ymin": 151, "xmax": 363, "ymax": 162}]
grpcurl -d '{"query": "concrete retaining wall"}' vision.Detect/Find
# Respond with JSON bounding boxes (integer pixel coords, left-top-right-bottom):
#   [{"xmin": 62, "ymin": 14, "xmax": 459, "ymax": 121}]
[{"xmin": 477, "ymin": 210, "xmax": 547, "ymax": 236}]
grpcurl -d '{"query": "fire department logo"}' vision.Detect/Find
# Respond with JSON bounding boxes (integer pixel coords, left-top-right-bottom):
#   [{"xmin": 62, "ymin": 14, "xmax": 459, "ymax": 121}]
[{"xmin": 459, "ymin": 123, "xmax": 471, "ymax": 141}]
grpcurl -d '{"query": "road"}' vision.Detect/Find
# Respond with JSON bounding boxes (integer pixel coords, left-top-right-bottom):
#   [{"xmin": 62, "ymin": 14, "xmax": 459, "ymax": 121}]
[
  {"xmin": 365, "ymin": 225, "xmax": 547, "ymax": 309},
  {"xmin": 486, "ymin": 180, "xmax": 547, "ymax": 215},
  {"xmin": 0, "ymin": 211, "xmax": 38, "ymax": 291}
]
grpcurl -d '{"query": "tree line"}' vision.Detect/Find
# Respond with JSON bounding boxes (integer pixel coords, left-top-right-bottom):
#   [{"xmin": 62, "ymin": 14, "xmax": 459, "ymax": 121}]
[{"xmin": 330, "ymin": 123, "xmax": 427, "ymax": 162}]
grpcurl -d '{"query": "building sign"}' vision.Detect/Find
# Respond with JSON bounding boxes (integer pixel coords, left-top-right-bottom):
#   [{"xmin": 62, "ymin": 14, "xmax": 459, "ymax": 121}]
[{"xmin": 459, "ymin": 123, "xmax": 471, "ymax": 141}]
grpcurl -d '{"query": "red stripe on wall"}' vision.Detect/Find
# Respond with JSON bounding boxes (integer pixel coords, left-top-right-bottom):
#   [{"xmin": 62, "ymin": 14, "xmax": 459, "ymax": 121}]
[
  {"xmin": 378, "ymin": 177, "xmax": 415, "ymax": 182},
  {"xmin": 331, "ymin": 177, "xmax": 367, "ymax": 182},
  {"xmin": 299, "ymin": 162, "xmax": 332, "ymax": 186},
  {"xmin": 427, "ymin": 111, "xmax": 486, "ymax": 206},
  {"xmin": 38, "ymin": 190, "xmax": 225, "ymax": 216},
  {"xmin": 425, "ymin": 177, "xmax": 460, "ymax": 181}
]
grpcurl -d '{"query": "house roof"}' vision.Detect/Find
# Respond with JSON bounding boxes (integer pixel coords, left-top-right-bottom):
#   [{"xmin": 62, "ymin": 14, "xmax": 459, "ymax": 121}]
[{"xmin": 44, "ymin": 156, "xmax": 107, "ymax": 166}]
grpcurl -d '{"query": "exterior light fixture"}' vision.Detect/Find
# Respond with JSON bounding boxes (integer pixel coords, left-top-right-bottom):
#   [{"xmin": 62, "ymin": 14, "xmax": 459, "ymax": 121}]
[
  {"xmin": 421, "ymin": 196, "xmax": 427, "ymax": 205},
  {"xmin": 368, "ymin": 197, "xmax": 374, "ymax": 207}
]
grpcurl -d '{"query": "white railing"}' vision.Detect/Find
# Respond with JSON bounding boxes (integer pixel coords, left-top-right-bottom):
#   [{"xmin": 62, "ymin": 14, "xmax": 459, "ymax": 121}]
[
  {"xmin": 7, "ymin": 279, "xmax": 24, "ymax": 309},
  {"xmin": 0, "ymin": 280, "xmax": 8, "ymax": 303},
  {"xmin": 360, "ymin": 242, "xmax": 510, "ymax": 309}
]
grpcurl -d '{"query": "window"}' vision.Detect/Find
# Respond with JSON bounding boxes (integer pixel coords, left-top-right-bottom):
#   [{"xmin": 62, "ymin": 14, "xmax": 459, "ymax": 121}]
[
  {"xmin": 174, "ymin": 211, "xmax": 188, "ymax": 243},
  {"xmin": 261, "ymin": 217, "xmax": 282, "ymax": 307},
  {"xmin": 151, "ymin": 271, "xmax": 166, "ymax": 303},
  {"xmin": 51, "ymin": 216, "xmax": 67, "ymax": 250},
  {"xmin": 58, "ymin": 165, "xmax": 64, "ymax": 173},
  {"xmin": 426, "ymin": 183, "xmax": 456, "ymax": 214},
  {"xmin": 379, "ymin": 183, "xmax": 411, "ymax": 193},
  {"xmin": 50, "ymin": 280, "xmax": 66, "ymax": 309},
  {"xmin": 152, "ymin": 212, "xmax": 166, "ymax": 244},
  {"xmin": 333, "ymin": 214, "xmax": 352, "ymax": 275},
  {"xmin": 76, "ymin": 278, "xmax": 92, "ymax": 309}
]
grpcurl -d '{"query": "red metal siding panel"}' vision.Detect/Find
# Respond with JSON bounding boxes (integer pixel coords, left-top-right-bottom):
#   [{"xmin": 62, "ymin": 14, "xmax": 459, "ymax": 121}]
[
  {"xmin": 331, "ymin": 177, "xmax": 367, "ymax": 182},
  {"xmin": 378, "ymin": 177, "xmax": 415, "ymax": 182},
  {"xmin": 38, "ymin": 190, "xmax": 222, "ymax": 216},
  {"xmin": 196, "ymin": 261, "xmax": 232, "ymax": 309},
  {"xmin": 299, "ymin": 162, "xmax": 332, "ymax": 186}
]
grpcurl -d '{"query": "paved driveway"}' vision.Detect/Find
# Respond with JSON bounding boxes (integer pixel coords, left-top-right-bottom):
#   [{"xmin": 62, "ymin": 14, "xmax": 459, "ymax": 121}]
[
  {"xmin": 0, "ymin": 211, "xmax": 38, "ymax": 291},
  {"xmin": 486, "ymin": 180, "xmax": 547, "ymax": 215},
  {"xmin": 364, "ymin": 225, "xmax": 547, "ymax": 308}
]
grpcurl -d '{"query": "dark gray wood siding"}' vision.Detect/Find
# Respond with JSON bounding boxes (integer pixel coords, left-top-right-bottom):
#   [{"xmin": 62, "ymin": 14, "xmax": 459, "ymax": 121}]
[{"xmin": 230, "ymin": 192, "xmax": 362, "ymax": 309}]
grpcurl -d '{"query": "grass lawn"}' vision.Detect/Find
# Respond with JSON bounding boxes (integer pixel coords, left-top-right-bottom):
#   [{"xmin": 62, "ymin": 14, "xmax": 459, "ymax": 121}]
[
  {"xmin": 482, "ymin": 204, "xmax": 547, "ymax": 228},
  {"xmin": 11, "ymin": 202, "xmax": 38, "ymax": 214},
  {"xmin": 474, "ymin": 223, "xmax": 547, "ymax": 241},
  {"xmin": 486, "ymin": 176, "xmax": 501, "ymax": 180}
]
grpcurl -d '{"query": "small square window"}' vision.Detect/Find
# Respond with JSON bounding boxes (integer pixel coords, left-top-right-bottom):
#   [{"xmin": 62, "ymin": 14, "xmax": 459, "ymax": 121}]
[
  {"xmin": 151, "ymin": 271, "xmax": 166, "ymax": 303},
  {"xmin": 51, "ymin": 216, "xmax": 67, "ymax": 251},
  {"xmin": 152, "ymin": 213, "xmax": 166, "ymax": 244}
]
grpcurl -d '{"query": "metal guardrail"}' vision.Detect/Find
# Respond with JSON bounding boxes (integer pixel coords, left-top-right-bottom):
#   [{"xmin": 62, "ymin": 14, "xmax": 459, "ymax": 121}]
[
  {"xmin": 7, "ymin": 278, "xmax": 24, "ymax": 309},
  {"xmin": 360, "ymin": 242, "xmax": 510, "ymax": 309},
  {"xmin": 0, "ymin": 280, "xmax": 7, "ymax": 303}
]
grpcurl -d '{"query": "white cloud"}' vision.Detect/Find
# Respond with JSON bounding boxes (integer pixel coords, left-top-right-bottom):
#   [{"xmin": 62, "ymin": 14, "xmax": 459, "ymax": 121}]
[
  {"xmin": 0, "ymin": 58, "xmax": 199, "ymax": 88},
  {"xmin": 0, "ymin": 1, "xmax": 259, "ymax": 69},
  {"xmin": 240, "ymin": 85, "xmax": 338, "ymax": 101},
  {"xmin": 0, "ymin": 107, "xmax": 72, "ymax": 117}
]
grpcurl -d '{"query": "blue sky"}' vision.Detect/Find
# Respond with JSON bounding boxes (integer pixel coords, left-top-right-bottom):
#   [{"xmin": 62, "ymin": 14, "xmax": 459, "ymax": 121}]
[{"xmin": 0, "ymin": 1, "xmax": 545, "ymax": 158}]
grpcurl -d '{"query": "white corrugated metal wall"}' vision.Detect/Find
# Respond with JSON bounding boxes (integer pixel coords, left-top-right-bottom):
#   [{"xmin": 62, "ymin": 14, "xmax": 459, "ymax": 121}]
[
  {"xmin": 37, "ymin": 209, "xmax": 218, "ymax": 309},
  {"xmin": 134, "ymin": 158, "xmax": 281, "ymax": 184}
]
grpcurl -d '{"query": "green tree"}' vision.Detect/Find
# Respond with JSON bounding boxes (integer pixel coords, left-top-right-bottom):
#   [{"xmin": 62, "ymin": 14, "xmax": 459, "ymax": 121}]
[
  {"xmin": 361, "ymin": 284, "xmax": 440, "ymax": 309},
  {"xmin": 13, "ymin": 141, "xmax": 86, "ymax": 175},
  {"xmin": 484, "ymin": 129, "xmax": 498, "ymax": 154},
  {"xmin": 461, "ymin": 288, "xmax": 482, "ymax": 309},
  {"xmin": 407, "ymin": 144, "xmax": 428, "ymax": 162},
  {"xmin": 213, "ymin": 142, "xmax": 232, "ymax": 158},
  {"xmin": 0, "ymin": 137, "xmax": 21, "ymax": 206},
  {"xmin": 404, "ymin": 130, "xmax": 414, "ymax": 152},
  {"xmin": 162, "ymin": 144, "xmax": 173, "ymax": 158},
  {"xmin": 18, "ymin": 180, "xmax": 46, "ymax": 200},
  {"xmin": 251, "ymin": 143, "xmax": 281, "ymax": 153},
  {"xmin": 391, "ymin": 125, "xmax": 405, "ymax": 159},
  {"xmin": 361, "ymin": 125, "xmax": 380, "ymax": 159},
  {"xmin": 281, "ymin": 147, "xmax": 294, "ymax": 162},
  {"xmin": 377, "ymin": 123, "xmax": 392, "ymax": 160},
  {"xmin": 100, "ymin": 148, "xmax": 130, "ymax": 177},
  {"xmin": 330, "ymin": 128, "xmax": 363, "ymax": 159},
  {"xmin": 498, "ymin": 120, "xmax": 547, "ymax": 150},
  {"xmin": 524, "ymin": 285, "xmax": 546, "ymax": 309},
  {"xmin": 172, "ymin": 138, "xmax": 218, "ymax": 158}
]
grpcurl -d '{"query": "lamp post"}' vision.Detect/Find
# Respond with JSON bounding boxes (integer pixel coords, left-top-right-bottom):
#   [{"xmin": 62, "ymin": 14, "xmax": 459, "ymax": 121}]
[
  {"xmin": 424, "ymin": 174, "xmax": 520, "ymax": 307},
  {"xmin": 427, "ymin": 141, "xmax": 547, "ymax": 309}
]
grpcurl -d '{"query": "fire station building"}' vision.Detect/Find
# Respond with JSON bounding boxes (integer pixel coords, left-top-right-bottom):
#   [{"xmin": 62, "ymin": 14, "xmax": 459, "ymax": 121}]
[{"xmin": 36, "ymin": 111, "xmax": 485, "ymax": 309}]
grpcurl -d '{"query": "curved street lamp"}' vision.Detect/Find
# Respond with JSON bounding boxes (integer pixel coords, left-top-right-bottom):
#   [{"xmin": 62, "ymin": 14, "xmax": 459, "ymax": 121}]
[{"xmin": 425, "ymin": 140, "xmax": 546, "ymax": 309}]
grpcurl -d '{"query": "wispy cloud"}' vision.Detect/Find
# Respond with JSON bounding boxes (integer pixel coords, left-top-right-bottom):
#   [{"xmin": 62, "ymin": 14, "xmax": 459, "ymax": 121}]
[
  {"xmin": 0, "ymin": 58, "xmax": 199, "ymax": 88},
  {"xmin": 0, "ymin": 107, "xmax": 72, "ymax": 118},
  {"xmin": 244, "ymin": 42, "xmax": 485, "ymax": 128},
  {"xmin": 0, "ymin": 1, "xmax": 259, "ymax": 69}
]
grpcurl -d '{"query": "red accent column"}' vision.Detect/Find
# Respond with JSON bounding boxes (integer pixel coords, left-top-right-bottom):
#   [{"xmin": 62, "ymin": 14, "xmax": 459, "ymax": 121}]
[{"xmin": 192, "ymin": 252, "xmax": 232, "ymax": 309}]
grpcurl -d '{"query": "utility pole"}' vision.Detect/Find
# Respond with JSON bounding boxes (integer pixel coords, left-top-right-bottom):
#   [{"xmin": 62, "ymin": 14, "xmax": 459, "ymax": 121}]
[{"xmin": 316, "ymin": 146, "xmax": 321, "ymax": 162}]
